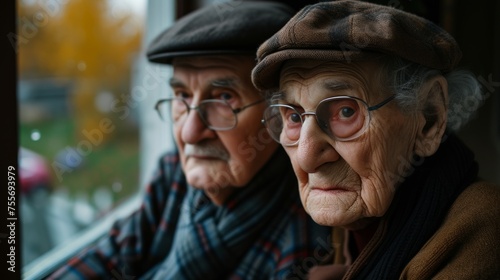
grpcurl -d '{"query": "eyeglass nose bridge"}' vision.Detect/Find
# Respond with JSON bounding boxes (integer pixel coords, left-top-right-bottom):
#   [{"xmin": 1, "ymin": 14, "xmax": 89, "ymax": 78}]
[
  {"xmin": 183, "ymin": 99, "xmax": 202, "ymax": 113},
  {"xmin": 299, "ymin": 111, "xmax": 331, "ymax": 136},
  {"xmin": 185, "ymin": 103, "xmax": 204, "ymax": 112},
  {"xmin": 187, "ymin": 105, "xmax": 206, "ymax": 120},
  {"xmin": 178, "ymin": 100, "xmax": 212, "ymax": 129},
  {"xmin": 183, "ymin": 99, "xmax": 237, "ymax": 131}
]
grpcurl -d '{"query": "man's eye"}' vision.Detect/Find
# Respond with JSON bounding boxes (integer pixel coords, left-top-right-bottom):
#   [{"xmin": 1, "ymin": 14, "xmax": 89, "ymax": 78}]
[{"xmin": 174, "ymin": 91, "xmax": 189, "ymax": 99}]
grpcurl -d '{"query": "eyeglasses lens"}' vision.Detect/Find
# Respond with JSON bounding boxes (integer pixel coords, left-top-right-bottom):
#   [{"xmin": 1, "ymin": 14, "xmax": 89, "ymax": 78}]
[{"xmin": 264, "ymin": 97, "xmax": 369, "ymax": 145}]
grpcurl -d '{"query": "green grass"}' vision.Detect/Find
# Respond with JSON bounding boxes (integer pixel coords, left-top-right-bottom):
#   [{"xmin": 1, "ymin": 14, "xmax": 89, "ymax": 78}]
[{"xmin": 19, "ymin": 117, "xmax": 140, "ymax": 208}]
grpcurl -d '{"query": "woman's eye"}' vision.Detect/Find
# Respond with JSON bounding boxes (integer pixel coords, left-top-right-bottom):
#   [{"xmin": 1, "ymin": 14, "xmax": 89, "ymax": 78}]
[
  {"xmin": 290, "ymin": 113, "xmax": 301, "ymax": 123},
  {"xmin": 339, "ymin": 107, "xmax": 356, "ymax": 118},
  {"xmin": 282, "ymin": 107, "xmax": 301, "ymax": 124}
]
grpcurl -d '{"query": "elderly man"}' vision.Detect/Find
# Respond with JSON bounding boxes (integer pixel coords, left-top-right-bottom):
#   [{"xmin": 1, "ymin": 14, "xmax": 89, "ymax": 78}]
[
  {"xmin": 253, "ymin": 0, "xmax": 500, "ymax": 279},
  {"xmin": 47, "ymin": 1, "xmax": 331, "ymax": 279}
]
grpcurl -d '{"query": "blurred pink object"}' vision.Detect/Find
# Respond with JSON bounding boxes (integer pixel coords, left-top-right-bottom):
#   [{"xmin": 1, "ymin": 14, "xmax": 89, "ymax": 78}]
[{"xmin": 19, "ymin": 147, "xmax": 52, "ymax": 194}]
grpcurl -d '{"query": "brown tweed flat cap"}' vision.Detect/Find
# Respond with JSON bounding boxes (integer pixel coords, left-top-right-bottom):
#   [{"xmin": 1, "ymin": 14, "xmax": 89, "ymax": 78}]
[
  {"xmin": 252, "ymin": 0, "xmax": 462, "ymax": 90},
  {"xmin": 147, "ymin": 1, "xmax": 296, "ymax": 64}
]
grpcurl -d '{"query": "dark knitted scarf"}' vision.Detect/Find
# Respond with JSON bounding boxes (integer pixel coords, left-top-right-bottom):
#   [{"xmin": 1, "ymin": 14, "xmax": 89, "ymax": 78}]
[{"xmin": 354, "ymin": 133, "xmax": 478, "ymax": 279}]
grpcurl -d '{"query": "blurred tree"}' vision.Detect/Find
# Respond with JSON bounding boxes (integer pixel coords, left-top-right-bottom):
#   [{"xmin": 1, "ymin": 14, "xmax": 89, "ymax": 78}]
[{"xmin": 17, "ymin": 0, "xmax": 143, "ymax": 141}]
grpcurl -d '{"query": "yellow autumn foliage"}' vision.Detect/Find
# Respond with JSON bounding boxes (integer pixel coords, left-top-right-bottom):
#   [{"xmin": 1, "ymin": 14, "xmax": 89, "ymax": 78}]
[{"xmin": 18, "ymin": 0, "xmax": 143, "ymax": 141}]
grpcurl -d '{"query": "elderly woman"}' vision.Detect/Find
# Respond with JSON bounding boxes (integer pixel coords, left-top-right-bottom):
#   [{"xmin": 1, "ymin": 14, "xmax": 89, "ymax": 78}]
[{"xmin": 252, "ymin": 1, "xmax": 500, "ymax": 279}]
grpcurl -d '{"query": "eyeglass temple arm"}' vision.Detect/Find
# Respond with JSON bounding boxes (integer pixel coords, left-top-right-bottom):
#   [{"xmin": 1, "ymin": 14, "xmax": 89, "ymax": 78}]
[
  {"xmin": 232, "ymin": 99, "xmax": 265, "ymax": 114},
  {"xmin": 154, "ymin": 99, "xmax": 168, "ymax": 111},
  {"xmin": 367, "ymin": 95, "xmax": 396, "ymax": 111}
]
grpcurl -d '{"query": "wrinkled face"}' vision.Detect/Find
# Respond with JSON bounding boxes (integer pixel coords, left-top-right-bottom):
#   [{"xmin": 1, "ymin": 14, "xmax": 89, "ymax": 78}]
[
  {"xmin": 278, "ymin": 59, "xmax": 420, "ymax": 229},
  {"xmin": 171, "ymin": 55, "xmax": 278, "ymax": 204}
]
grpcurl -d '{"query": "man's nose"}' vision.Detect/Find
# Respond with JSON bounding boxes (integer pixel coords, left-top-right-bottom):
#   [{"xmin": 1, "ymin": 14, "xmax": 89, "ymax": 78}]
[{"xmin": 180, "ymin": 110, "xmax": 215, "ymax": 144}]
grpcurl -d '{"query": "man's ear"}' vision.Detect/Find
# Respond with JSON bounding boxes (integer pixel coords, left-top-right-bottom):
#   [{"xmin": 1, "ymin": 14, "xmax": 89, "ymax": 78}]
[{"xmin": 414, "ymin": 76, "xmax": 448, "ymax": 157}]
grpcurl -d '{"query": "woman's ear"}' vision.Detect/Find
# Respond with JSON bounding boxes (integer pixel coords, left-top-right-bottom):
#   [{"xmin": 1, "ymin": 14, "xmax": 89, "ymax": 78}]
[{"xmin": 414, "ymin": 76, "xmax": 448, "ymax": 157}]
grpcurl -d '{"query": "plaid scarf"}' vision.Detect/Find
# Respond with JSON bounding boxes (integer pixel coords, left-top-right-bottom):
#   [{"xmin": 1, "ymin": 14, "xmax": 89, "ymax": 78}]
[
  {"xmin": 46, "ymin": 147, "xmax": 331, "ymax": 280},
  {"xmin": 150, "ymin": 148, "xmax": 306, "ymax": 279}
]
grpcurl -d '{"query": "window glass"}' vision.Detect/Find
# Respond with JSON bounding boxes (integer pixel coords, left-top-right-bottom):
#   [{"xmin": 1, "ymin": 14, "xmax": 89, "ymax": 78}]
[{"xmin": 18, "ymin": 0, "xmax": 146, "ymax": 267}]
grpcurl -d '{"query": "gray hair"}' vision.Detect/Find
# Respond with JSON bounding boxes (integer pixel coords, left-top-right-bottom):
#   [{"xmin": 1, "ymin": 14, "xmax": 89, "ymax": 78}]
[{"xmin": 385, "ymin": 57, "xmax": 484, "ymax": 132}]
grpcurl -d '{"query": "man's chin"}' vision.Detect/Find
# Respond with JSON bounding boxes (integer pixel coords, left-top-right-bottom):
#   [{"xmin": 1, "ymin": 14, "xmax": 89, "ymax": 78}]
[
  {"xmin": 186, "ymin": 172, "xmax": 229, "ymax": 191},
  {"xmin": 187, "ymin": 176, "xmax": 236, "ymax": 205},
  {"xmin": 188, "ymin": 179, "xmax": 224, "ymax": 193}
]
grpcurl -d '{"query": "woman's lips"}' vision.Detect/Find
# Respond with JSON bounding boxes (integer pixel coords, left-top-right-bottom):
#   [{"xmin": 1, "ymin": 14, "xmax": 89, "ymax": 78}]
[{"xmin": 310, "ymin": 186, "xmax": 349, "ymax": 192}]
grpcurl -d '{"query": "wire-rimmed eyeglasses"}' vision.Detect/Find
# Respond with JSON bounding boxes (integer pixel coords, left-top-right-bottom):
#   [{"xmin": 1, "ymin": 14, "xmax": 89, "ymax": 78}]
[
  {"xmin": 155, "ymin": 97, "xmax": 265, "ymax": 131},
  {"xmin": 261, "ymin": 95, "xmax": 395, "ymax": 146}
]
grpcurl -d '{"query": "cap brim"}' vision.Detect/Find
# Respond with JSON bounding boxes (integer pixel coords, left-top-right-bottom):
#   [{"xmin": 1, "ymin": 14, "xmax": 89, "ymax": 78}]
[
  {"xmin": 252, "ymin": 49, "xmax": 376, "ymax": 90},
  {"xmin": 148, "ymin": 49, "xmax": 256, "ymax": 64}
]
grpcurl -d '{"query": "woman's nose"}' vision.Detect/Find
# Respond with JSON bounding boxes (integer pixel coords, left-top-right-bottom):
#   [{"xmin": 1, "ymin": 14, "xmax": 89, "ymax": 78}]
[{"xmin": 295, "ymin": 117, "xmax": 340, "ymax": 173}]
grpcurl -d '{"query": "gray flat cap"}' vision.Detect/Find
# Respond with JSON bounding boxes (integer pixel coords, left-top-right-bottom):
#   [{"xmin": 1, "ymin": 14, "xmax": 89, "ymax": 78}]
[
  {"xmin": 146, "ymin": 1, "xmax": 296, "ymax": 64},
  {"xmin": 252, "ymin": 0, "xmax": 462, "ymax": 90}
]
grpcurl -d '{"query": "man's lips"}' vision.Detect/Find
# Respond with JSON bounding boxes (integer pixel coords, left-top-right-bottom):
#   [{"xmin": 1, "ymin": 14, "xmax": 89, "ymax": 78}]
[
  {"xmin": 187, "ymin": 154, "xmax": 221, "ymax": 160},
  {"xmin": 184, "ymin": 143, "xmax": 229, "ymax": 161}
]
